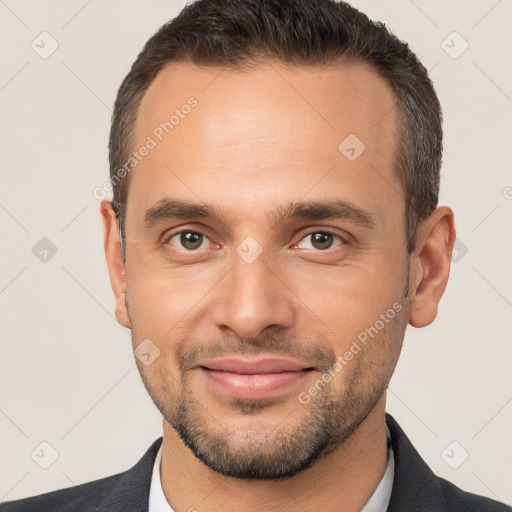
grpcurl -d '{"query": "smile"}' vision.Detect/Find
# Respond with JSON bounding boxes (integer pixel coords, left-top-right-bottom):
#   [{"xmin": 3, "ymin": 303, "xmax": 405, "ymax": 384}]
[{"xmin": 198, "ymin": 358, "xmax": 315, "ymax": 400}]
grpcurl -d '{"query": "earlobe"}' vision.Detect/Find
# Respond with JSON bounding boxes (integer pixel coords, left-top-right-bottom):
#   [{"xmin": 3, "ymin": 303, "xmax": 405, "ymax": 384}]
[
  {"xmin": 100, "ymin": 200, "xmax": 131, "ymax": 329},
  {"xmin": 408, "ymin": 206, "xmax": 456, "ymax": 328}
]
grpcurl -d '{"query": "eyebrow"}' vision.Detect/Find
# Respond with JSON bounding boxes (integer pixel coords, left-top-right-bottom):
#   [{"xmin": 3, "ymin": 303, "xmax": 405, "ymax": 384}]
[{"xmin": 143, "ymin": 198, "xmax": 376, "ymax": 229}]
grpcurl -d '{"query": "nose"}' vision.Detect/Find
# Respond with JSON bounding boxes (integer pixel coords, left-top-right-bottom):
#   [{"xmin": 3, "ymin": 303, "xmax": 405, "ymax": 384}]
[{"xmin": 210, "ymin": 249, "xmax": 296, "ymax": 340}]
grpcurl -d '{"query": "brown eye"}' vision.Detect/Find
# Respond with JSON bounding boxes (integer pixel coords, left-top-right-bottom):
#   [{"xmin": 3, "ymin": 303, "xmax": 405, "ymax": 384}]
[
  {"xmin": 296, "ymin": 231, "xmax": 344, "ymax": 251},
  {"xmin": 167, "ymin": 231, "xmax": 210, "ymax": 251},
  {"xmin": 311, "ymin": 232, "xmax": 334, "ymax": 250}
]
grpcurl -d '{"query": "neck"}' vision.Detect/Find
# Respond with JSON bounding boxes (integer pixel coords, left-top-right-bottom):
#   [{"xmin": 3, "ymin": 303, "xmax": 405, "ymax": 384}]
[{"xmin": 160, "ymin": 396, "xmax": 389, "ymax": 512}]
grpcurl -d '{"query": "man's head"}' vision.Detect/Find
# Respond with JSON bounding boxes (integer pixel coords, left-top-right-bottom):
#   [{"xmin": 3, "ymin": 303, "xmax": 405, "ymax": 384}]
[
  {"xmin": 108, "ymin": 0, "xmax": 442, "ymax": 255},
  {"xmin": 101, "ymin": 0, "xmax": 455, "ymax": 481}
]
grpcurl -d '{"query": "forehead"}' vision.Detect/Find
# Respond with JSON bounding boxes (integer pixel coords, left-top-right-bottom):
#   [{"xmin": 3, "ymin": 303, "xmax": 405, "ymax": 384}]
[{"xmin": 128, "ymin": 59, "xmax": 400, "ymax": 223}]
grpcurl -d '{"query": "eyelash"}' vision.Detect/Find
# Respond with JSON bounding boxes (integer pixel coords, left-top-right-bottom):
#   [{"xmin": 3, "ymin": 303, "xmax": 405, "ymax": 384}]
[
  {"xmin": 295, "ymin": 231, "xmax": 346, "ymax": 249},
  {"xmin": 163, "ymin": 228, "xmax": 347, "ymax": 252}
]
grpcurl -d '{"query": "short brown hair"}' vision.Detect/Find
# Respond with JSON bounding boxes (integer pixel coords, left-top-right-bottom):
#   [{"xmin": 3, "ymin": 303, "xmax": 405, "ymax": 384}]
[{"xmin": 109, "ymin": 0, "xmax": 442, "ymax": 253}]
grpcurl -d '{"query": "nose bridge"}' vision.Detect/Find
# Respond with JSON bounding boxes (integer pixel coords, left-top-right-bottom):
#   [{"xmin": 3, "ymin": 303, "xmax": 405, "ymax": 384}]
[{"xmin": 211, "ymin": 243, "xmax": 295, "ymax": 338}]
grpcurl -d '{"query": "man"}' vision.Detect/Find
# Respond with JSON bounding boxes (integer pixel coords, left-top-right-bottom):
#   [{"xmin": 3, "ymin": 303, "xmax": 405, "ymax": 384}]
[{"xmin": 2, "ymin": 0, "xmax": 510, "ymax": 511}]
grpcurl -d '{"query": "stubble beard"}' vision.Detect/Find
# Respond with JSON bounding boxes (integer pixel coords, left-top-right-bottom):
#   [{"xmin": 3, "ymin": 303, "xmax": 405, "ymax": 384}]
[{"xmin": 131, "ymin": 279, "xmax": 410, "ymax": 480}]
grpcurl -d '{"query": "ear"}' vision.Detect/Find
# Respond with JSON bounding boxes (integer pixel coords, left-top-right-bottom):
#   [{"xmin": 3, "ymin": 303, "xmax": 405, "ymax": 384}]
[
  {"xmin": 100, "ymin": 200, "xmax": 131, "ymax": 329},
  {"xmin": 408, "ymin": 206, "xmax": 456, "ymax": 328}
]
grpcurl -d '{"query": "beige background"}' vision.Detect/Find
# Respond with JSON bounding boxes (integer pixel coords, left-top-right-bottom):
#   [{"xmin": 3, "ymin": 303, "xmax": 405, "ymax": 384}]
[{"xmin": 1, "ymin": 0, "xmax": 511, "ymax": 506}]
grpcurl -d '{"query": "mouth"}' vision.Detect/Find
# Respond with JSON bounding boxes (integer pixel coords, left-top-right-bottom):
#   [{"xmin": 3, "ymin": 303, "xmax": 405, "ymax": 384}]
[{"xmin": 197, "ymin": 358, "xmax": 315, "ymax": 400}]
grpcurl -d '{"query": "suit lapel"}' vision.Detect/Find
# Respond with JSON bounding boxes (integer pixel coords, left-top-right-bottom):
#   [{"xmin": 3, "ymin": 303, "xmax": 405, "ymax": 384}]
[
  {"xmin": 98, "ymin": 437, "xmax": 163, "ymax": 512},
  {"xmin": 98, "ymin": 416, "xmax": 451, "ymax": 511},
  {"xmin": 385, "ymin": 413, "xmax": 447, "ymax": 511}
]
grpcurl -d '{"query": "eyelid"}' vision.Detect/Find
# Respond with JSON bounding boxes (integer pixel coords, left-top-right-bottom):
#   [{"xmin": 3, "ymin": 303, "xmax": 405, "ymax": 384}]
[
  {"xmin": 294, "ymin": 226, "xmax": 351, "ymax": 245},
  {"xmin": 161, "ymin": 226, "xmax": 351, "ymax": 251},
  {"xmin": 162, "ymin": 227, "xmax": 214, "ymax": 249},
  {"xmin": 161, "ymin": 224, "xmax": 211, "ymax": 241}
]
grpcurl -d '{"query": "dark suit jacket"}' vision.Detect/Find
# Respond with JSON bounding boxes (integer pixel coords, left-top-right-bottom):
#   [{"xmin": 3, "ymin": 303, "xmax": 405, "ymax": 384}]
[{"xmin": 1, "ymin": 413, "xmax": 510, "ymax": 511}]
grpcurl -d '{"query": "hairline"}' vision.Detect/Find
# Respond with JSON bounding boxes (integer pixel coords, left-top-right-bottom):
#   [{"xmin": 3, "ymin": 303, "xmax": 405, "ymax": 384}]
[{"xmin": 116, "ymin": 56, "xmax": 414, "ymax": 253}]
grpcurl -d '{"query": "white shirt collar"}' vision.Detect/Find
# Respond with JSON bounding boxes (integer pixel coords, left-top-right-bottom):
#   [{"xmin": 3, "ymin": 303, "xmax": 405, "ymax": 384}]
[
  {"xmin": 148, "ymin": 443, "xmax": 175, "ymax": 512},
  {"xmin": 149, "ymin": 426, "xmax": 394, "ymax": 512},
  {"xmin": 361, "ymin": 424, "xmax": 395, "ymax": 511}
]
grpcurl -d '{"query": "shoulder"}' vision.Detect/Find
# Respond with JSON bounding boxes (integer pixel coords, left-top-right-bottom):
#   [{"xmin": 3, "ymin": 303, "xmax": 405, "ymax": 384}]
[
  {"xmin": 438, "ymin": 477, "xmax": 512, "ymax": 512},
  {"xmin": 385, "ymin": 413, "xmax": 511, "ymax": 511},
  {"xmin": 0, "ymin": 472, "xmax": 124, "ymax": 512},
  {"xmin": 1, "ymin": 437, "xmax": 162, "ymax": 512}
]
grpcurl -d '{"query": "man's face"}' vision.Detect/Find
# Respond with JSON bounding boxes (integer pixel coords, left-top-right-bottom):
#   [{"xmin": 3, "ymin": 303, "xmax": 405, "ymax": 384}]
[{"xmin": 121, "ymin": 60, "xmax": 410, "ymax": 479}]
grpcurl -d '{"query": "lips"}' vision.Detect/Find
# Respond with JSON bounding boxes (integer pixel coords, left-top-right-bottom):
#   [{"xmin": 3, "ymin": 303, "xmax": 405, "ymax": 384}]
[
  {"xmin": 201, "ymin": 358, "xmax": 311, "ymax": 374},
  {"xmin": 198, "ymin": 358, "xmax": 314, "ymax": 400}
]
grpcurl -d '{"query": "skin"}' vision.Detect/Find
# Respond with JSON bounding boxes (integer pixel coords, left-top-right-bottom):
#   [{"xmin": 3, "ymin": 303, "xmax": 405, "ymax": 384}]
[{"xmin": 101, "ymin": 60, "xmax": 455, "ymax": 511}]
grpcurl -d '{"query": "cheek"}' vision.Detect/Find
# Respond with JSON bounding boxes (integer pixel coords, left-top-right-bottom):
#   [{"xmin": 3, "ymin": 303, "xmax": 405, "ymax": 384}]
[
  {"xmin": 290, "ymin": 262, "xmax": 406, "ymax": 349},
  {"xmin": 125, "ymin": 261, "xmax": 221, "ymax": 345}
]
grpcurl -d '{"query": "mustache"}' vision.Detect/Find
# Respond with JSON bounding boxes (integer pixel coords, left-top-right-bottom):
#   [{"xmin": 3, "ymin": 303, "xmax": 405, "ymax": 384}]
[{"xmin": 176, "ymin": 333, "xmax": 337, "ymax": 374}]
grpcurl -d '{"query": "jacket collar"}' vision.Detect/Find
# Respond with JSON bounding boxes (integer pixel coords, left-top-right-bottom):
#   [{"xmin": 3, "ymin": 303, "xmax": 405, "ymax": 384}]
[
  {"xmin": 385, "ymin": 412, "xmax": 447, "ymax": 511},
  {"xmin": 101, "ymin": 414, "xmax": 447, "ymax": 512},
  {"xmin": 100, "ymin": 437, "xmax": 163, "ymax": 512}
]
